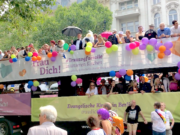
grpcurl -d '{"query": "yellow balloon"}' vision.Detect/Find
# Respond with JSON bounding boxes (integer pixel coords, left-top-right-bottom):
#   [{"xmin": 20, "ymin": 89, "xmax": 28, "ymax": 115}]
[
  {"xmin": 86, "ymin": 46, "xmax": 92, "ymax": 52},
  {"xmin": 86, "ymin": 42, "xmax": 93, "ymax": 47}
]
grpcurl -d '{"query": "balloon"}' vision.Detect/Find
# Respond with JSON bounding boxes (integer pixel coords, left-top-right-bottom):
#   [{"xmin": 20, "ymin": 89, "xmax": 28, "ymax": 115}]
[
  {"xmin": 178, "ymin": 69, "xmax": 180, "ymax": 74},
  {"xmin": 71, "ymin": 81, "xmax": 76, "ymax": 87},
  {"xmin": 142, "ymin": 37, "xmax": 149, "ymax": 45},
  {"xmin": 51, "ymin": 57, "xmax": 56, "ymax": 62},
  {"xmin": 52, "ymin": 51, "xmax": 58, "ymax": 57},
  {"xmin": 68, "ymin": 47, "xmax": 71, "ymax": 52},
  {"xmin": 111, "ymin": 45, "xmax": 118, "ymax": 51},
  {"xmin": 33, "ymin": 52, "xmax": 38, "ymax": 57},
  {"xmin": 32, "ymin": 56, "xmax": 37, "ymax": 61},
  {"xmin": 134, "ymin": 41, "xmax": 140, "ymax": 47},
  {"xmin": 119, "ymin": 69, "xmax": 126, "ymax": 76},
  {"xmin": 177, "ymin": 61, "xmax": 180, "ymax": 68},
  {"xmin": 96, "ymin": 80, "xmax": 101, "ymax": 85},
  {"xmin": 175, "ymin": 73, "xmax": 180, "ymax": 80},
  {"xmin": 28, "ymin": 52, "xmax": 32, "ymax": 57},
  {"xmin": 106, "ymin": 48, "xmax": 112, "ymax": 54},
  {"xmin": 144, "ymin": 77, "xmax": 149, "ymax": 82},
  {"xmin": 76, "ymin": 78, "xmax": 82, "ymax": 84},
  {"xmin": 97, "ymin": 77, "xmax": 101, "ymax": 81},
  {"xmin": 132, "ymin": 48, "xmax": 139, "ymax": 55},
  {"xmin": 158, "ymin": 52, "xmax": 165, "ymax": 59},
  {"xmin": 11, "ymin": 54, "xmax": 16, "ymax": 59},
  {"xmin": 129, "ymin": 43, "xmax": 136, "ymax": 49},
  {"xmin": 125, "ymin": 75, "xmax": 131, "ymax": 81},
  {"xmin": 105, "ymin": 41, "xmax": 112, "ymax": 48},
  {"xmin": 27, "ymin": 85, "xmax": 31, "ymax": 89},
  {"xmin": 25, "ymin": 56, "xmax": 31, "ymax": 61},
  {"xmin": 115, "ymin": 72, "xmax": 121, "ymax": 78},
  {"xmin": 28, "ymin": 81, "xmax": 33, "ymax": 87},
  {"xmin": 85, "ymin": 51, "xmax": 91, "ymax": 55},
  {"xmin": 63, "ymin": 43, "xmax": 69, "ymax": 50},
  {"xmin": 47, "ymin": 53, "xmax": 52, "ymax": 58},
  {"xmin": 0, "ymin": 84, "xmax": 4, "ymax": 89},
  {"xmin": 139, "ymin": 44, "xmax": 146, "ymax": 50},
  {"xmin": 149, "ymin": 38, "xmax": 157, "ymax": 46},
  {"xmin": 87, "ymin": 42, "xmax": 93, "ymax": 47},
  {"xmin": 71, "ymin": 75, "xmax": 77, "ymax": 81},
  {"xmin": 37, "ymin": 56, "xmax": 42, "ymax": 61},
  {"xmin": 126, "ymin": 70, "xmax": 133, "ymax": 76},
  {"xmin": 159, "ymin": 46, "xmax": 166, "ymax": 53},
  {"xmin": 33, "ymin": 81, "xmax": 39, "ymax": 87},
  {"xmin": 164, "ymin": 42, "xmax": 173, "ymax": 49},
  {"xmin": 70, "ymin": 45, "xmax": 76, "ymax": 51},
  {"xmin": 155, "ymin": 43, "xmax": 162, "ymax": 50},
  {"xmin": 91, "ymin": 48, "xmax": 96, "ymax": 53},
  {"xmin": 9, "ymin": 59, "xmax": 13, "ymax": 63},
  {"xmin": 125, "ymin": 44, "xmax": 131, "ymax": 51},
  {"xmin": 31, "ymin": 86, "xmax": 37, "ymax": 91},
  {"xmin": 164, "ymin": 50, "xmax": 171, "ymax": 56},
  {"xmin": 109, "ymin": 70, "xmax": 116, "ymax": 77},
  {"xmin": 70, "ymin": 50, "xmax": 74, "ymax": 54},
  {"xmin": 86, "ymin": 46, "xmax": 92, "ymax": 52},
  {"xmin": 12, "ymin": 58, "xmax": 17, "ymax": 62},
  {"xmin": 146, "ymin": 45, "xmax": 154, "ymax": 52}
]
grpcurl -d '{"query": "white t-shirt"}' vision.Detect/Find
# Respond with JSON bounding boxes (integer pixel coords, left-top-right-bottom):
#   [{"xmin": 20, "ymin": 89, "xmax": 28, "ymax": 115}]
[
  {"xmin": 171, "ymin": 25, "xmax": 180, "ymax": 34},
  {"xmin": 50, "ymin": 46, "xmax": 56, "ymax": 52},
  {"xmin": 42, "ymin": 50, "xmax": 47, "ymax": 55},
  {"xmin": 18, "ymin": 50, "xmax": 24, "ymax": 58},
  {"xmin": 86, "ymin": 87, "xmax": 98, "ymax": 95},
  {"xmin": 87, "ymin": 129, "xmax": 104, "ymax": 135},
  {"xmin": 0, "ymin": 53, "xmax": 4, "ymax": 60},
  {"xmin": 101, "ymin": 86, "xmax": 107, "ymax": 95},
  {"xmin": 76, "ymin": 40, "xmax": 81, "ymax": 50},
  {"xmin": 151, "ymin": 110, "xmax": 166, "ymax": 132},
  {"xmin": 109, "ymin": 110, "xmax": 118, "ymax": 124},
  {"xmin": 165, "ymin": 110, "xmax": 173, "ymax": 127}
]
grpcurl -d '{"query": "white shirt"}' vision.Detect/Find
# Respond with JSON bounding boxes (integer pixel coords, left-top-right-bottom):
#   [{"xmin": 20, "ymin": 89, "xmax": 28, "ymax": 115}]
[
  {"xmin": 0, "ymin": 53, "xmax": 4, "ymax": 60},
  {"xmin": 163, "ymin": 77, "xmax": 170, "ymax": 92},
  {"xmin": 151, "ymin": 110, "xmax": 166, "ymax": 132},
  {"xmin": 165, "ymin": 110, "xmax": 173, "ymax": 127},
  {"xmin": 42, "ymin": 50, "xmax": 47, "ymax": 55},
  {"xmin": 87, "ymin": 129, "xmax": 104, "ymax": 135},
  {"xmin": 101, "ymin": 86, "xmax": 107, "ymax": 95},
  {"xmin": 109, "ymin": 110, "xmax": 118, "ymax": 124},
  {"xmin": 171, "ymin": 25, "xmax": 180, "ymax": 35},
  {"xmin": 18, "ymin": 50, "xmax": 24, "ymax": 58},
  {"xmin": 86, "ymin": 87, "xmax": 98, "ymax": 95},
  {"xmin": 50, "ymin": 46, "xmax": 56, "ymax": 52},
  {"xmin": 76, "ymin": 40, "xmax": 81, "ymax": 50}
]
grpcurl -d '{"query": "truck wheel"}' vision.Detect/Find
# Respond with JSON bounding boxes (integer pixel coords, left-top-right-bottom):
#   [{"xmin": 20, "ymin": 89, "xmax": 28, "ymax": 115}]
[{"xmin": 0, "ymin": 122, "xmax": 9, "ymax": 135}]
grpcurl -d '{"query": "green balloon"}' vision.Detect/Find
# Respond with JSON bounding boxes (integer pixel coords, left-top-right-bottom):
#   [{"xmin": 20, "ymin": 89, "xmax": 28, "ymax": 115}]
[
  {"xmin": 11, "ymin": 54, "xmax": 16, "ymax": 59},
  {"xmin": 71, "ymin": 75, "xmax": 77, "ymax": 81},
  {"xmin": 63, "ymin": 43, "xmax": 69, "ymax": 50},
  {"xmin": 146, "ymin": 45, "xmax": 154, "ymax": 52},
  {"xmin": 28, "ymin": 52, "xmax": 32, "ymax": 57},
  {"xmin": 106, "ymin": 48, "xmax": 112, "ymax": 54},
  {"xmin": 132, "ymin": 48, "xmax": 139, "ymax": 55},
  {"xmin": 111, "ymin": 45, "xmax": 118, "ymax": 51},
  {"xmin": 85, "ymin": 46, "xmax": 92, "ymax": 52},
  {"xmin": 33, "ymin": 81, "xmax": 39, "ymax": 87},
  {"xmin": 70, "ymin": 50, "xmax": 74, "ymax": 54}
]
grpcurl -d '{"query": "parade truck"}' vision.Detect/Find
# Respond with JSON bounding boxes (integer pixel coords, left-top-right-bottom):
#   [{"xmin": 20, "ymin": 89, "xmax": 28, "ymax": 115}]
[{"xmin": 0, "ymin": 37, "xmax": 180, "ymax": 135}]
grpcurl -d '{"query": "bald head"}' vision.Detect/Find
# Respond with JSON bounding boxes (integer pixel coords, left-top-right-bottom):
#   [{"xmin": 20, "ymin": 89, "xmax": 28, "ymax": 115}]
[
  {"xmin": 160, "ymin": 23, "xmax": 165, "ymax": 30},
  {"xmin": 103, "ymin": 102, "xmax": 112, "ymax": 110},
  {"xmin": 131, "ymin": 100, "xmax": 136, "ymax": 107}
]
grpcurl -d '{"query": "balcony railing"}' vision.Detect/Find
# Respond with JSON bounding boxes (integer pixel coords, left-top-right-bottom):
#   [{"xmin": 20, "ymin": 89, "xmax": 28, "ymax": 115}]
[{"xmin": 115, "ymin": 7, "xmax": 140, "ymax": 18}]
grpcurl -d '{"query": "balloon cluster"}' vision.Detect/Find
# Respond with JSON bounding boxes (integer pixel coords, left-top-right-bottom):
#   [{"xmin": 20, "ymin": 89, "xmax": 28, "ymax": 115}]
[
  {"xmin": 9, "ymin": 54, "xmax": 18, "ymax": 63},
  {"xmin": 105, "ymin": 41, "xmax": 118, "ymax": 54},
  {"xmin": 27, "ymin": 80, "xmax": 40, "ymax": 91},
  {"xmin": 69, "ymin": 45, "xmax": 76, "ymax": 55},
  {"xmin": 175, "ymin": 61, "xmax": 180, "ymax": 80},
  {"xmin": 71, "ymin": 75, "xmax": 82, "ymax": 87},
  {"xmin": 31, "ymin": 52, "xmax": 42, "ymax": 62},
  {"xmin": 109, "ymin": 69, "xmax": 133, "ymax": 81},
  {"xmin": 47, "ymin": 51, "xmax": 58, "ymax": 62},
  {"xmin": 85, "ymin": 42, "xmax": 96, "ymax": 55},
  {"xmin": 157, "ymin": 42, "xmax": 173, "ymax": 59},
  {"xmin": 126, "ymin": 41, "xmax": 140, "ymax": 55}
]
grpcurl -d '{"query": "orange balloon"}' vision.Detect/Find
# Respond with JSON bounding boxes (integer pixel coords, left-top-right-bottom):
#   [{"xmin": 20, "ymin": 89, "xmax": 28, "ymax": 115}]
[
  {"xmin": 32, "ymin": 56, "xmax": 37, "ymax": 61},
  {"xmin": 37, "ymin": 56, "xmax": 42, "ymax": 61},
  {"xmin": 159, "ymin": 46, "xmax": 166, "ymax": 53},
  {"xmin": 144, "ymin": 77, "xmax": 149, "ymax": 82},
  {"xmin": 158, "ymin": 52, "xmax": 165, "ymax": 59},
  {"xmin": 85, "ymin": 51, "xmax": 91, "ymax": 55},
  {"xmin": 126, "ymin": 70, "xmax": 133, "ymax": 76},
  {"xmin": 0, "ymin": 84, "xmax": 4, "ymax": 89},
  {"xmin": 47, "ymin": 53, "xmax": 52, "ymax": 58}
]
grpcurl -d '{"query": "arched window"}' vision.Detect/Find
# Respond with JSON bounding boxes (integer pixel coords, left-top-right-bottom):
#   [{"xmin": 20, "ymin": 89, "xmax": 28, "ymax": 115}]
[
  {"xmin": 77, "ymin": 0, "xmax": 83, "ymax": 3},
  {"xmin": 154, "ymin": 13, "xmax": 160, "ymax": 28},
  {"xmin": 169, "ymin": 9, "xmax": 178, "ymax": 25},
  {"xmin": 61, "ymin": 0, "xmax": 69, "ymax": 7}
]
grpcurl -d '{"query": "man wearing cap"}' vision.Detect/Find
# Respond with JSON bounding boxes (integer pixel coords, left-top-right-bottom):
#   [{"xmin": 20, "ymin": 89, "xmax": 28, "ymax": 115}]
[
  {"xmin": 144, "ymin": 24, "xmax": 157, "ymax": 39},
  {"xmin": 118, "ymin": 31, "xmax": 125, "ymax": 44}
]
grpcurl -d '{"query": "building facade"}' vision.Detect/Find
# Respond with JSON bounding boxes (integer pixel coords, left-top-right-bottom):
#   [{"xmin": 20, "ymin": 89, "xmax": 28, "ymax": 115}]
[{"xmin": 110, "ymin": 0, "xmax": 180, "ymax": 36}]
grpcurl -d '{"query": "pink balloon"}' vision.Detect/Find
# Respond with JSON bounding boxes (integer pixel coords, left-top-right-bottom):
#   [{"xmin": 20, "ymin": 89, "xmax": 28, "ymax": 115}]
[
  {"xmin": 115, "ymin": 72, "xmax": 122, "ymax": 78},
  {"xmin": 52, "ymin": 51, "xmax": 58, "ymax": 57},
  {"xmin": 105, "ymin": 41, "xmax": 112, "ymax": 48},
  {"xmin": 76, "ymin": 78, "xmax": 82, "ymax": 84},
  {"xmin": 178, "ymin": 69, "xmax": 180, "ymax": 74},
  {"xmin": 9, "ymin": 59, "xmax": 13, "ymax": 63},
  {"xmin": 33, "ymin": 52, "xmax": 38, "ymax": 57},
  {"xmin": 134, "ymin": 41, "xmax": 140, "ymax": 47},
  {"xmin": 97, "ymin": 77, "xmax": 101, "ymax": 81},
  {"xmin": 96, "ymin": 80, "xmax": 101, "ymax": 85},
  {"xmin": 129, "ymin": 43, "xmax": 136, "ymax": 49}
]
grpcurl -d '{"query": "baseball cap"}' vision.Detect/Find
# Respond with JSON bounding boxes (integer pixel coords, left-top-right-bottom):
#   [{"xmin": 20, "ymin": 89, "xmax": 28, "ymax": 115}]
[
  {"xmin": 118, "ymin": 31, "xmax": 124, "ymax": 35},
  {"xmin": 149, "ymin": 24, "xmax": 154, "ymax": 27}
]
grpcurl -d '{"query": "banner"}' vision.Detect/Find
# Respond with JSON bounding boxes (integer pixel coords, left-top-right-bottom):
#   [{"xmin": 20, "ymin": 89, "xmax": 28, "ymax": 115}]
[
  {"xmin": 0, "ymin": 37, "xmax": 180, "ymax": 82},
  {"xmin": 31, "ymin": 92, "xmax": 180, "ymax": 122},
  {"xmin": 0, "ymin": 93, "xmax": 31, "ymax": 115}
]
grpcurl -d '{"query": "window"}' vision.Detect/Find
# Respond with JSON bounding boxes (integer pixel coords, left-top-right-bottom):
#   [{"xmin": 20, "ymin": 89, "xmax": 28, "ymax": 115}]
[
  {"xmin": 153, "ymin": 0, "xmax": 160, "ymax": 5},
  {"xmin": 77, "ymin": 0, "xmax": 83, "ymax": 3},
  {"xmin": 135, "ymin": 21, "xmax": 139, "ymax": 32},
  {"xmin": 121, "ymin": 23, "xmax": 126, "ymax": 33},
  {"xmin": 61, "ymin": 0, "xmax": 69, "ymax": 7},
  {"xmin": 169, "ymin": 9, "xmax": 178, "ymax": 25},
  {"xmin": 120, "ymin": 3, "xmax": 126, "ymax": 10},
  {"xmin": 154, "ymin": 13, "xmax": 161, "ymax": 28},
  {"xmin": 134, "ymin": 0, "xmax": 138, "ymax": 7},
  {"xmin": 121, "ymin": 21, "xmax": 139, "ymax": 33},
  {"xmin": 127, "ymin": 1, "xmax": 133, "ymax": 9},
  {"xmin": 127, "ymin": 22, "xmax": 134, "ymax": 32}
]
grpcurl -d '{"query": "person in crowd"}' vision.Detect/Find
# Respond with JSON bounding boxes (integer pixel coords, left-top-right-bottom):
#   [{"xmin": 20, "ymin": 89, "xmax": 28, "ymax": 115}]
[
  {"xmin": 116, "ymin": 77, "xmax": 126, "ymax": 94},
  {"xmin": 38, "ymin": 48, "xmax": 43, "ymax": 55},
  {"xmin": 144, "ymin": 24, "xmax": 157, "ymax": 39},
  {"xmin": 0, "ymin": 50, "xmax": 4, "ymax": 60},
  {"xmin": 23, "ymin": 46, "xmax": 29, "ymax": 57},
  {"xmin": 97, "ymin": 108, "xmax": 112, "ymax": 135},
  {"xmin": 127, "ymin": 80, "xmax": 139, "ymax": 94},
  {"xmin": 73, "ymin": 33, "xmax": 83, "ymax": 50},
  {"xmin": 118, "ymin": 31, "xmax": 125, "ymax": 44},
  {"xmin": 136, "ymin": 26, "xmax": 145, "ymax": 41},
  {"xmin": 139, "ymin": 76, "xmax": 151, "ymax": 94},
  {"xmin": 107, "ymin": 80, "xmax": 119, "ymax": 97},
  {"xmin": 98, "ymin": 79, "xmax": 108, "ymax": 95},
  {"xmin": 86, "ymin": 116, "xmax": 105, "ymax": 135},
  {"xmin": 157, "ymin": 23, "xmax": 171, "ymax": 38},
  {"xmin": 162, "ymin": 72, "xmax": 170, "ymax": 92},
  {"xmin": 17, "ymin": 48, "xmax": 21, "ymax": 52},
  {"xmin": 109, "ymin": 29, "xmax": 119, "ymax": 45},
  {"xmin": 83, "ymin": 38, "xmax": 91, "ymax": 48},
  {"xmin": 11, "ymin": 46, "xmax": 18, "ymax": 57},
  {"xmin": 124, "ymin": 30, "xmax": 134, "ymax": 43},
  {"xmin": 171, "ymin": 20, "xmax": 180, "ymax": 37},
  {"xmin": 151, "ymin": 78, "xmax": 165, "ymax": 93},
  {"xmin": 77, "ymin": 86, "xmax": 85, "ymax": 96},
  {"xmin": 7, "ymin": 50, "xmax": 12, "ymax": 55},
  {"xmin": 27, "ymin": 105, "xmax": 67, "ymax": 135},
  {"xmin": 169, "ymin": 73, "xmax": 178, "ymax": 92},
  {"xmin": 124, "ymin": 100, "xmax": 147, "ymax": 135},
  {"xmin": 0, "ymin": 50, "xmax": 10, "ymax": 61},
  {"xmin": 94, "ymin": 35, "xmax": 105, "ymax": 48},
  {"xmin": 19, "ymin": 83, "xmax": 25, "ymax": 93},
  {"xmin": 58, "ymin": 85, "xmax": 63, "ymax": 97},
  {"xmin": 103, "ymin": 37, "xmax": 108, "ymax": 42},
  {"xmin": 50, "ymin": 40, "xmax": 57, "ymax": 52},
  {"xmin": 56, "ymin": 40, "xmax": 64, "ymax": 56},
  {"xmin": 93, "ymin": 34, "xmax": 98, "ymax": 46},
  {"xmin": 161, "ymin": 102, "xmax": 174, "ymax": 135},
  {"xmin": 86, "ymin": 82, "xmax": 98, "ymax": 97},
  {"xmin": 42, "ymin": 44, "xmax": 50, "ymax": 55},
  {"xmin": 18, "ymin": 47, "xmax": 25, "ymax": 58},
  {"xmin": 151, "ymin": 102, "xmax": 166, "ymax": 135}
]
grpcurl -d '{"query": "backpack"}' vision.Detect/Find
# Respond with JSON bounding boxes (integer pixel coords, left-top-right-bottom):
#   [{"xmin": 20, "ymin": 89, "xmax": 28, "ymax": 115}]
[{"xmin": 108, "ymin": 34, "xmax": 118, "ymax": 44}]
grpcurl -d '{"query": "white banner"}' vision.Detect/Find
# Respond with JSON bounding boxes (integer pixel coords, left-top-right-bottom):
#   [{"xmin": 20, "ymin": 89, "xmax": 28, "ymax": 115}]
[{"xmin": 0, "ymin": 37, "xmax": 180, "ymax": 82}]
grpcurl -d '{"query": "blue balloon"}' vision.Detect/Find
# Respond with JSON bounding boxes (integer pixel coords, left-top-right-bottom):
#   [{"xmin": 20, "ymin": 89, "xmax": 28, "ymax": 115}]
[
  {"xmin": 25, "ymin": 56, "xmax": 31, "ymax": 61},
  {"xmin": 68, "ymin": 47, "xmax": 71, "ymax": 52},
  {"xmin": 12, "ymin": 58, "xmax": 18, "ymax": 62},
  {"xmin": 125, "ymin": 75, "xmax": 131, "ymax": 81},
  {"xmin": 28, "ymin": 81, "xmax": 33, "ymax": 87},
  {"xmin": 27, "ymin": 85, "xmax": 31, "ymax": 89},
  {"xmin": 109, "ymin": 70, "xmax": 116, "ymax": 77}
]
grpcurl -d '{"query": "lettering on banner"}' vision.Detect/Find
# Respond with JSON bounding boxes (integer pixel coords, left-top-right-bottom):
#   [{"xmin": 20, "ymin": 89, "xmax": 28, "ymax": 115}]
[{"xmin": 0, "ymin": 98, "xmax": 8, "ymax": 107}]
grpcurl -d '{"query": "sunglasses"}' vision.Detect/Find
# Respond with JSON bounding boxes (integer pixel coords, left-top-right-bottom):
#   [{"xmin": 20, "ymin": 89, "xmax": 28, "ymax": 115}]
[{"xmin": 90, "ymin": 85, "xmax": 95, "ymax": 86}]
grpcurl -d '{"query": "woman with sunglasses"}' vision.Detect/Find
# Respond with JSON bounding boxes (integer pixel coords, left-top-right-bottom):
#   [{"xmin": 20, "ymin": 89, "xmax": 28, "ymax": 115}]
[{"xmin": 86, "ymin": 82, "xmax": 98, "ymax": 97}]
